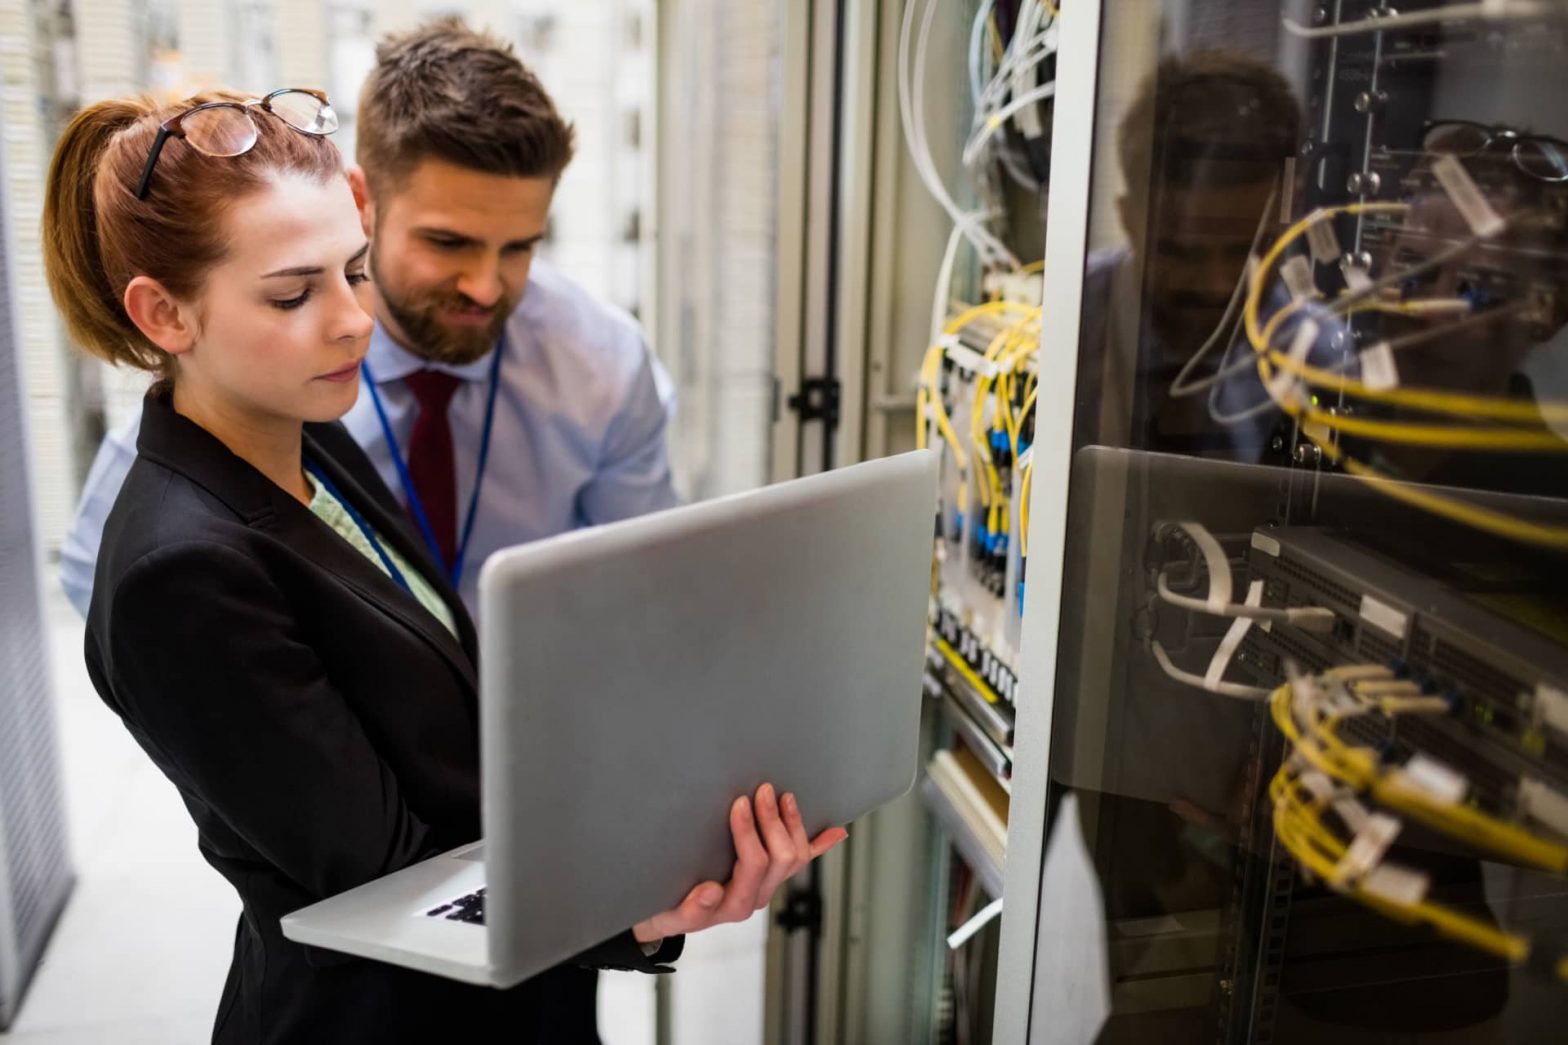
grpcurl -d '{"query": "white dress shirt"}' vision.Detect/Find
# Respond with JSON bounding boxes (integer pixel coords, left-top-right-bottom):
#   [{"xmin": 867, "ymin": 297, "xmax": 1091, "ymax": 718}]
[{"xmin": 60, "ymin": 259, "xmax": 679, "ymax": 616}]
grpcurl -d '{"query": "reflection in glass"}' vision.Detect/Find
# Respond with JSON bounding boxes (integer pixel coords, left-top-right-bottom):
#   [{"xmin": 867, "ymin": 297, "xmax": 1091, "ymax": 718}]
[{"xmin": 1046, "ymin": 3, "xmax": 1568, "ymax": 1041}]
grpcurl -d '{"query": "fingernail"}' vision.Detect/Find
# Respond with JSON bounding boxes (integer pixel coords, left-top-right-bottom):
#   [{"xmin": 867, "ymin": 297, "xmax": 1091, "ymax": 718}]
[
  {"xmin": 783, "ymin": 793, "xmax": 797, "ymax": 814},
  {"xmin": 700, "ymin": 884, "xmax": 723, "ymax": 908},
  {"xmin": 736, "ymin": 797, "xmax": 751, "ymax": 820},
  {"xmin": 760, "ymin": 783, "xmax": 775, "ymax": 806}
]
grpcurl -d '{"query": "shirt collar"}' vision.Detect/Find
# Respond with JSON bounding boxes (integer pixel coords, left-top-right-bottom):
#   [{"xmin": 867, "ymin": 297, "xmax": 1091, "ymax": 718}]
[{"xmin": 365, "ymin": 321, "xmax": 499, "ymax": 385}]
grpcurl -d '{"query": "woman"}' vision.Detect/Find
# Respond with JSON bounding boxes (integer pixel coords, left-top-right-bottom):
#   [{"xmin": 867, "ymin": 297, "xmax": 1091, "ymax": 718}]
[{"xmin": 42, "ymin": 89, "xmax": 843, "ymax": 1043}]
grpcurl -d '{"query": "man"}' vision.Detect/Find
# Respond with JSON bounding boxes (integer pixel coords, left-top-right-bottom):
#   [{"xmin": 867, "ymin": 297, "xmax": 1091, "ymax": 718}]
[
  {"xmin": 61, "ymin": 16, "xmax": 678, "ymax": 617},
  {"xmin": 1076, "ymin": 48, "xmax": 1313, "ymax": 462}
]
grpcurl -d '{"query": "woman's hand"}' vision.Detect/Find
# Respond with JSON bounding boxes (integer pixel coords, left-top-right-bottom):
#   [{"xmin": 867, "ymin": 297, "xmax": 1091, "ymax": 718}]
[{"xmin": 632, "ymin": 783, "xmax": 848, "ymax": 945}]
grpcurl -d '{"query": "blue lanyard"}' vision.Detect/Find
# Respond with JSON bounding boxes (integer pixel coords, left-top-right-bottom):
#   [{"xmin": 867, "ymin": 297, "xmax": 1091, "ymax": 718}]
[
  {"xmin": 305, "ymin": 460, "xmax": 412, "ymax": 595},
  {"xmin": 360, "ymin": 336, "xmax": 505, "ymax": 588}
]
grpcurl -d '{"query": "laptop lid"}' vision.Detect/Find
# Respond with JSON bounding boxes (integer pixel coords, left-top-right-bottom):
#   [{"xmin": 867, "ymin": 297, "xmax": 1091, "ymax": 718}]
[{"xmin": 478, "ymin": 450, "xmax": 939, "ymax": 987}]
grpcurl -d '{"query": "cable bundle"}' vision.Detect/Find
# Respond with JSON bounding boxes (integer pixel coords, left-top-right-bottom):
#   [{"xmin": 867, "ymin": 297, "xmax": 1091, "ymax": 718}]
[
  {"xmin": 1270, "ymin": 665, "xmax": 1568, "ymax": 980},
  {"xmin": 916, "ymin": 302, "xmax": 1042, "ymax": 565},
  {"xmin": 1241, "ymin": 194, "xmax": 1568, "ymax": 548}
]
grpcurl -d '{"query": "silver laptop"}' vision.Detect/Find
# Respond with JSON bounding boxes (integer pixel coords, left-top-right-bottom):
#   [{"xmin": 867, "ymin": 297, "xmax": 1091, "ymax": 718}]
[{"xmin": 280, "ymin": 450, "xmax": 939, "ymax": 987}]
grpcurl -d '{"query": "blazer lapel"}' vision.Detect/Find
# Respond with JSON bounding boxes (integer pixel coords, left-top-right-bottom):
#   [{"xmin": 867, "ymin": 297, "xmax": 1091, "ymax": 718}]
[
  {"xmin": 135, "ymin": 393, "xmax": 479, "ymax": 696},
  {"xmin": 300, "ymin": 428, "xmax": 480, "ymax": 675}
]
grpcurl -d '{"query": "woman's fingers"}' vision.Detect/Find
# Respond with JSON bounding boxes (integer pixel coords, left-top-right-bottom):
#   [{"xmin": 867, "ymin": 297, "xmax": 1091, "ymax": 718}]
[
  {"xmin": 650, "ymin": 793, "xmax": 851, "ymax": 939},
  {"xmin": 808, "ymin": 826, "xmax": 849, "ymax": 859},
  {"xmin": 716, "ymin": 795, "xmax": 768, "ymax": 923},
  {"xmin": 781, "ymin": 792, "xmax": 813, "ymax": 871},
  {"xmin": 638, "ymin": 879, "xmax": 725, "ymax": 940},
  {"xmin": 752, "ymin": 784, "xmax": 805, "ymax": 908}
]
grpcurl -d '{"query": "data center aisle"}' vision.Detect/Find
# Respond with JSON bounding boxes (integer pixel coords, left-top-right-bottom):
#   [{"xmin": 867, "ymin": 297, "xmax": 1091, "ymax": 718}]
[{"xmin": 0, "ymin": 588, "xmax": 656, "ymax": 1045}]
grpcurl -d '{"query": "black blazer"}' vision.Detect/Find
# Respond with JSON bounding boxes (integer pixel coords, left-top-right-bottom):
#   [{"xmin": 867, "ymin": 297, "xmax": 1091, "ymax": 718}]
[{"xmin": 83, "ymin": 391, "xmax": 679, "ymax": 1044}]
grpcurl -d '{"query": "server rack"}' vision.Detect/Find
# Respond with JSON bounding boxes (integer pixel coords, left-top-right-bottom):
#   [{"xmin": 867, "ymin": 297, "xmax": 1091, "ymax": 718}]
[
  {"xmin": 1001, "ymin": 1, "xmax": 1568, "ymax": 1042},
  {"xmin": 0, "ymin": 101, "xmax": 73, "ymax": 1031}
]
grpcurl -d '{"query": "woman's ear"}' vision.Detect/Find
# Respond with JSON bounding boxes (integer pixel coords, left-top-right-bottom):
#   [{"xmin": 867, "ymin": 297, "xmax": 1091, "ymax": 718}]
[{"xmin": 123, "ymin": 276, "xmax": 197, "ymax": 358}]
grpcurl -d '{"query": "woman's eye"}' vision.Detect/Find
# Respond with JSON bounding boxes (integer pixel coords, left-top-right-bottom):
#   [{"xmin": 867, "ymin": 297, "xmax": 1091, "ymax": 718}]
[
  {"xmin": 348, "ymin": 270, "xmax": 372, "ymax": 286},
  {"xmin": 272, "ymin": 289, "xmax": 311, "ymax": 311}
]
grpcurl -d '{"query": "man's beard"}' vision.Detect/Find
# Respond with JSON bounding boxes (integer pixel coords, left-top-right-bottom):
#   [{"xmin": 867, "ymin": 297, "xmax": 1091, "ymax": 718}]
[{"xmin": 370, "ymin": 243, "xmax": 515, "ymax": 366}]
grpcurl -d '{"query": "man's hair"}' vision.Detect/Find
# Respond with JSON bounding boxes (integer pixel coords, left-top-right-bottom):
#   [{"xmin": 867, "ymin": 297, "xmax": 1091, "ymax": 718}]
[
  {"xmin": 1120, "ymin": 49, "xmax": 1300, "ymax": 192},
  {"xmin": 356, "ymin": 16, "xmax": 575, "ymax": 193}
]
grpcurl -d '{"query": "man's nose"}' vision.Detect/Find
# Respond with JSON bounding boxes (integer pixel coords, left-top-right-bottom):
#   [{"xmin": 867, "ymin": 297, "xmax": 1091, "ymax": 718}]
[{"xmin": 456, "ymin": 259, "xmax": 504, "ymax": 309}]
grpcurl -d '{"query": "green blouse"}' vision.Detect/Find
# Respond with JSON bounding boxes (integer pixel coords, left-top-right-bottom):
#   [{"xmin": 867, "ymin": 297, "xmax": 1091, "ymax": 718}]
[{"xmin": 305, "ymin": 474, "xmax": 459, "ymax": 639}]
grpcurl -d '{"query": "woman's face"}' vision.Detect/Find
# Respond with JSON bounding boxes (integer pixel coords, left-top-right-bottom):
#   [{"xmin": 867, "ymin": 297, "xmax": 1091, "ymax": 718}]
[{"xmin": 176, "ymin": 173, "xmax": 374, "ymax": 427}]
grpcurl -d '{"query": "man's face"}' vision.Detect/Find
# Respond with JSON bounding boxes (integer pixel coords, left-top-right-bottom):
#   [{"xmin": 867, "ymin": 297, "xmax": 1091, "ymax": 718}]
[
  {"xmin": 358, "ymin": 159, "xmax": 555, "ymax": 365},
  {"xmin": 1124, "ymin": 177, "xmax": 1275, "ymax": 357}
]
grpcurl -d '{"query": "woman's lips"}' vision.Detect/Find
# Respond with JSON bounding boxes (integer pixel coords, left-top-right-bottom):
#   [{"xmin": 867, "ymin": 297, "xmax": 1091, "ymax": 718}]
[{"xmin": 317, "ymin": 361, "xmax": 362, "ymax": 383}]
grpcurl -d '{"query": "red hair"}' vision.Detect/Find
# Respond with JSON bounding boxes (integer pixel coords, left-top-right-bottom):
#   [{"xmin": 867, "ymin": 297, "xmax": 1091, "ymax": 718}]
[{"xmin": 42, "ymin": 90, "xmax": 343, "ymax": 377}]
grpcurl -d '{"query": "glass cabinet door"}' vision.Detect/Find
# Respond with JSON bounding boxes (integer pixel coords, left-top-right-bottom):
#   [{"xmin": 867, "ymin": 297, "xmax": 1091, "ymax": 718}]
[{"xmin": 1025, "ymin": 2, "xmax": 1568, "ymax": 1041}]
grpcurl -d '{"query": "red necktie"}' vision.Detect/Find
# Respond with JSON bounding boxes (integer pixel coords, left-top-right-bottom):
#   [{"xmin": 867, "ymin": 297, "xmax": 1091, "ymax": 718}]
[{"xmin": 402, "ymin": 369, "xmax": 462, "ymax": 569}]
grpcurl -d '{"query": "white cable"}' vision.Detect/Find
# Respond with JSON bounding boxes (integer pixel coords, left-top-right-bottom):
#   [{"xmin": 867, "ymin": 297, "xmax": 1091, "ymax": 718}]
[
  {"xmin": 992, "ymin": 132, "xmax": 1043, "ymax": 190},
  {"xmin": 968, "ymin": 0, "xmax": 996, "ymax": 108},
  {"xmin": 914, "ymin": 0, "xmax": 1017, "ymax": 267},
  {"xmin": 1171, "ymin": 184, "xmax": 1278, "ymax": 398},
  {"xmin": 1282, "ymin": 1, "xmax": 1557, "ymax": 39},
  {"xmin": 1007, "ymin": 0, "xmax": 1050, "ymax": 141},
  {"xmin": 899, "ymin": 0, "xmax": 1017, "ymax": 268},
  {"xmin": 977, "ymin": 31, "xmax": 1057, "ymax": 112},
  {"xmin": 979, "ymin": 6, "xmax": 1055, "ymax": 108},
  {"xmin": 930, "ymin": 222, "xmax": 968, "ymax": 346},
  {"xmin": 1208, "ymin": 582, "xmax": 1265, "ymax": 690},
  {"xmin": 900, "ymin": 0, "xmax": 987, "ymax": 259},
  {"xmin": 1209, "ymin": 381, "xmax": 1288, "ymax": 426},
  {"xmin": 1151, "ymin": 638, "xmax": 1273, "ymax": 700},
  {"xmin": 964, "ymin": 82, "xmax": 1059, "ymax": 166},
  {"xmin": 1156, "ymin": 572, "xmax": 1336, "ymax": 633},
  {"xmin": 948, "ymin": 897, "xmax": 1005, "ymax": 950},
  {"xmin": 965, "ymin": 3, "xmax": 1057, "ymax": 169},
  {"xmin": 1177, "ymin": 519, "xmax": 1233, "ymax": 611}
]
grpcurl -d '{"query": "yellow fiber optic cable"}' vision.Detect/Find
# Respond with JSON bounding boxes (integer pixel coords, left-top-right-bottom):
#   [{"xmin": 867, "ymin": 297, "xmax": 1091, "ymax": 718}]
[
  {"xmin": 1267, "ymin": 683, "xmax": 1557, "ymax": 973},
  {"xmin": 1018, "ymin": 457, "xmax": 1034, "ymax": 558},
  {"xmin": 1245, "ymin": 203, "xmax": 1568, "ymax": 424},
  {"xmin": 1254, "ymin": 295, "xmax": 1568, "ymax": 430},
  {"xmin": 1307, "ymin": 429, "xmax": 1568, "ymax": 549},
  {"xmin": 1273, "ymin": 681, "xmax": 1568, "ymax": 873}
]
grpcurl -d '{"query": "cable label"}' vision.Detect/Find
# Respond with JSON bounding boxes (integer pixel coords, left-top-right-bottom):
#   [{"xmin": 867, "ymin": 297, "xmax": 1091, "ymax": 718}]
[
  {"xmin": 1431, "ymin": 154, "xmax": 1505, "ymax": 238},
  {"xmin": 943, "ymin": 340, "xmax": 1000, "ymax": 379},
  {"xmin": 1361, "ymin": 863, "xmax": 1431, "ymax": 905},
  {"xmin": 1305, "ymin": 213, "xmax": 1342, "ymax": 264},
  {"xmin": 1265, "ymin": 319, "xmax": 1319, "ymax": 405},
  {"xmin": 1280, "ymin": 255, "xmax": 1316, "ymax": 301},
  {"xmin": 1342, "ymin": 813, "xmax": 1402, "ymax": 881},
  {"xmin": 1359, "ymin": 594, "xmax": 1409, "ymax": 640},
  {"xmin": 1360, "ymin": 341, "xmax": 1400, "ymax": 390},
  {"xmin": 1396, "ymin": 755, "xmax": 1469, "ymax": 805}
]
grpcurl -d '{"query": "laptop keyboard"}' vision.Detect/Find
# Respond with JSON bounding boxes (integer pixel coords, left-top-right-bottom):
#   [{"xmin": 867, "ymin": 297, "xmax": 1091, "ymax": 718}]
[{"xmin": 425, "ymin": 887, "xmax": 485, "ymax": 924}]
